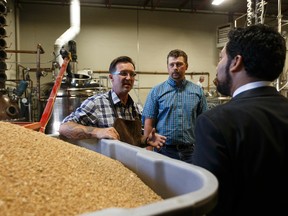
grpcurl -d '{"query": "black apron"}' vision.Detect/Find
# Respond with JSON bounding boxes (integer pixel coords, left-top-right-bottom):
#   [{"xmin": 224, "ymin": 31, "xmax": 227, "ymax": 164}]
[{"xmin": 108, "ymin": 92, "xmax": 144, "ymax": 147}]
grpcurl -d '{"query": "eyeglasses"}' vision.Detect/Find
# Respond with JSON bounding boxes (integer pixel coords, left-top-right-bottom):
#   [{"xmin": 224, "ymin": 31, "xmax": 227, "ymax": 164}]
[{"xmin": 111, "ymin": 71, "xmax": 137, "ymax": 77}]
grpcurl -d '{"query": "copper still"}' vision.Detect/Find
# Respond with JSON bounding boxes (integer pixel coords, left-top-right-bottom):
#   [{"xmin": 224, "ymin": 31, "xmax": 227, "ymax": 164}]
[
  {"xmin": 0, "ymin": 89, "xmax": 20, "ymax": 120},
  {"xmin": 0, "ymin": 0, "xmax": 21, "ymax": 121}
]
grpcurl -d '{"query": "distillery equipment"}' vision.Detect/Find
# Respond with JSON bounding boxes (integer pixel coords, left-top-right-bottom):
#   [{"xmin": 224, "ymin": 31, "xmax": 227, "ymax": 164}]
[
  {"xmin": 40, "ymin": 39, "xmax": 105, "ymax": 134},
  {"xmin": 0, "ymin": 0, "xmax": 21, "ymax": 122}
]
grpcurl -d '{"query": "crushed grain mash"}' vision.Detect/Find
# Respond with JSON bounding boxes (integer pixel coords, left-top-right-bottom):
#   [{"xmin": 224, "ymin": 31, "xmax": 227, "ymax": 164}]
[{"xmin": 0, "ymin": 121, "xmax": 162, "ymax": 216}]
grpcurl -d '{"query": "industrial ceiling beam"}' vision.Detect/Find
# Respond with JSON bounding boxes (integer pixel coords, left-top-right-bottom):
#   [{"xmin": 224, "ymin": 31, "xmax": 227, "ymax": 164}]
[
  {"xmin": 105, "ymin": 0, "xmax": 111, "ymax": 8},
  {"xmin": 179, "ymin": 0, "xmax": 190, "ymax": 10},
  {"xmin": 154, "ymin": 0, "xmax": 161, "ymax": 10},
  {"xmin": 143, "ymin": 0, "xmax": 151, "ymax": 8}
]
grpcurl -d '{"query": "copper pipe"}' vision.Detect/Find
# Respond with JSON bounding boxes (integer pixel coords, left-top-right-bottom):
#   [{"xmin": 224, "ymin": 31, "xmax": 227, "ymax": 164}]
[
  {"xmin": 92, "ymin": 70, "xmax": 209, "ymax": 75},
  {"xmin": 6, "ymin": 49, "xmax": 45, "ymax": 54},
  {"xmin": 92, "ymin": 71, "xmax": 211, "ymax": 91}
]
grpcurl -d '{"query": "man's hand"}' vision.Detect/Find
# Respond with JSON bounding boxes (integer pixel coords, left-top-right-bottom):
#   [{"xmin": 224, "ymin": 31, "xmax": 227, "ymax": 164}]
[
  {"xmin": 92, "ymin": 127, "xmax": 120, "ymax": 140},
  {"xmin": 147, "ymin": 128, "xmax": 166, "ymax": 149}
]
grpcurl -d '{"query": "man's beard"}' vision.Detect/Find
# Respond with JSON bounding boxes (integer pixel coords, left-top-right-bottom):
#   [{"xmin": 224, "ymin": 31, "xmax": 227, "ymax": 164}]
[{"xmin": 216, "ymin": 59, "xmax": 232, "ymax": 96}]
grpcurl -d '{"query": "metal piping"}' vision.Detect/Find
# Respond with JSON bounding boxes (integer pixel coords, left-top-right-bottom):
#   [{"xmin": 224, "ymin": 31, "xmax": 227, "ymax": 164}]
[
  {"xmin": 276, "ymin": 0, "xmax": 282, "ymax": 92},
  {"xmin": 17, "ymin": 1, "xmax": 244, "ymax": 16},
  {"xmin": 54, "ymin": 0, "xmax": 80, "ymax": 76}
]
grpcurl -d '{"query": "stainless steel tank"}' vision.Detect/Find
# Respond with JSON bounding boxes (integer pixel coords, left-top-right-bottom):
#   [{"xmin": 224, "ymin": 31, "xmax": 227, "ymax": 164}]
[{"xmin": 41, "ymin": 80, "xmax": 104, "ymax": 134}]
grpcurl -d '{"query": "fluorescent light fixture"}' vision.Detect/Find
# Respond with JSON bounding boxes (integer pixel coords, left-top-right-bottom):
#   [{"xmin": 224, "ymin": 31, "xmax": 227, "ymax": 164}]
[{"xmin": 212, "ymin": 0, "xmax": 225, "ymax": 5}]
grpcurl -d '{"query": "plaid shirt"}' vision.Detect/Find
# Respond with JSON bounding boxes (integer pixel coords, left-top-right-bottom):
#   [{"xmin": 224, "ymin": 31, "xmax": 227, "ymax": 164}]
[{"xmin": 62, "ymin": 90, "xmax": 142, "ymax": 127}]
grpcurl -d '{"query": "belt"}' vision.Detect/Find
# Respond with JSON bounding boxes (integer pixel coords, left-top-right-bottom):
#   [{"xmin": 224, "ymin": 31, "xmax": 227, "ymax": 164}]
[{"xmin": 165, "ymin": 144, "xmax": 194, "ymax": 151}]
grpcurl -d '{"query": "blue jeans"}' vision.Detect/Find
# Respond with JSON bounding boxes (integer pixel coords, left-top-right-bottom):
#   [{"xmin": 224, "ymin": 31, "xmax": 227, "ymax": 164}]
[{"xmin": 153, "ymin": 144, "xmax": 194, "ymax": 164}]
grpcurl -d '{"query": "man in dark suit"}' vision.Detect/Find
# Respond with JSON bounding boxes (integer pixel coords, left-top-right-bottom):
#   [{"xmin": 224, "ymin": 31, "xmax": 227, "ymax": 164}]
[{"xmin": 193, "ymin": 24, "xmax": 288, "ymax": 215}]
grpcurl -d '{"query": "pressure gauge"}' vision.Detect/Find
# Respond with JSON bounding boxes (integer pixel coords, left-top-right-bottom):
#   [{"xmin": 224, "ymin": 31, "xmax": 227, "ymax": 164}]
[{"xmin": 21, "ymin": 98, "xmax": 28, "ymax": 104}]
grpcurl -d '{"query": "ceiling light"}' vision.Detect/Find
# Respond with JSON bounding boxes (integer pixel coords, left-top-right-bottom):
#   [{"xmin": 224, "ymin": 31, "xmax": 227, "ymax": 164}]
[{"xmin": 212, "ymin": 0, "xmax": 225, "ymax": 5}]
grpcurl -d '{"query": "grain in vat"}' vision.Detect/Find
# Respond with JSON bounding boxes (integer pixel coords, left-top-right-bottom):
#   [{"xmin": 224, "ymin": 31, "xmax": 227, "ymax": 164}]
[{"xmin": 63, "ymin": 138, "xmax": 219, "ymax": 216}]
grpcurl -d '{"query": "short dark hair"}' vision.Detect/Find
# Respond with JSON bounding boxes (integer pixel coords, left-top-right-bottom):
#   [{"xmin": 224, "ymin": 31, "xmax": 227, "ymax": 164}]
[
  {"xmin": 109, "ymin": 56, "xmax": 135, "ymax": 73},
  {"xmin": 226, "ymin": 24, "xmax": 286, "ymax": 81},
  {"xmin": 167, "ymin": 49, "xmax": 188, "ymax": 65}
]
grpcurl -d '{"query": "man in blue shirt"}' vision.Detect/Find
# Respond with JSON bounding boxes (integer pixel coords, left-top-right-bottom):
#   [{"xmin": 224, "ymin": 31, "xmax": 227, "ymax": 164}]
[{"xmin": 142, "ymin": 49, "xmax": 207, "ymax": 163}]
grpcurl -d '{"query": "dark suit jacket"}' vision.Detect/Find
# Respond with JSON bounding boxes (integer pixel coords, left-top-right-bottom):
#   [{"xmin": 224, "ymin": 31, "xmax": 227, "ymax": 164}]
[{"xmin": 193, "ymin": 86, "xmax": 288, "ymax": 215}]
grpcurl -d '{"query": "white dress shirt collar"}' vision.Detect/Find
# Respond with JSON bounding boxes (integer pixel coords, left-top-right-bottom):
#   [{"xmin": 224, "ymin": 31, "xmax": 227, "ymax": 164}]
[{"xmin": 233, "ymin": 81, "xmax": 272, "ymax": 97}]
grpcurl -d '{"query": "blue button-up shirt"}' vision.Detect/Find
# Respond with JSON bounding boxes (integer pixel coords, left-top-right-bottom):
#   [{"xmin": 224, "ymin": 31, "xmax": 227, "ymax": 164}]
[{"xmin": 142, "ymin": 76, "xmax": 207, "ymax": 145}]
